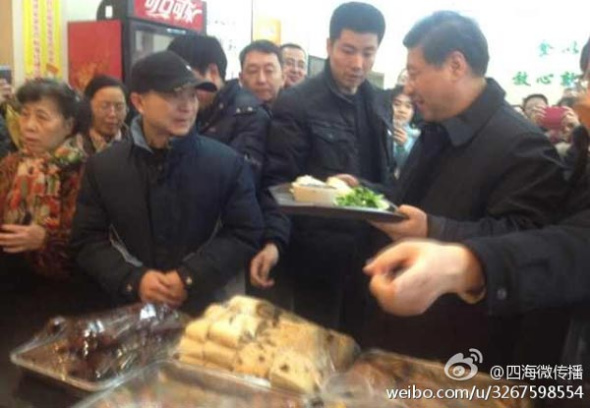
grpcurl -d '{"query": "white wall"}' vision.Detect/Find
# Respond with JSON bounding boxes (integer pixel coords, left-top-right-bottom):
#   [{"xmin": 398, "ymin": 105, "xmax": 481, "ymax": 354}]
[
  {"xmin": 63, "ymin": 0, "xmax": 101, "ymax": 21},
  {"xmin": 58, "ymin": 0, "xmax": 588, "ymax": 105},
  {"xmin": 251, "ymin": 0, "xmax": 588, "ymax": 104}
]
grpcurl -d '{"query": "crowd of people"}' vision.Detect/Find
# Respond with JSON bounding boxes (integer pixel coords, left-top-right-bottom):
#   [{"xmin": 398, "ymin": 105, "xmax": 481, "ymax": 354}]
[{"xmin": 1, "ymin": 1, "xmax": 590, "ymax": 384}]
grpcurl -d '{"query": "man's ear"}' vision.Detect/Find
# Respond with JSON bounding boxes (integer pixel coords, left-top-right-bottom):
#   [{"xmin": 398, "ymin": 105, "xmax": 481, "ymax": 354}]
[
  {"xmin": 130, "ymin": 92, "xmax": 144, "ymax": 114},
  {"xmin": 326, "ymin": 37, "xmax": 334, "ymax": 58},
  {"xmin": 447, "ymin": 51, "xmax": 468, "ymax": 80}
]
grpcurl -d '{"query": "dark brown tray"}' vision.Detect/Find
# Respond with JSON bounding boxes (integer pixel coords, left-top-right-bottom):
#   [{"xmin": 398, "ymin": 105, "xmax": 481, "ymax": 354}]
[{"xmin": 270, "ymin": 183, "xmax": 408, "ymax": 223}]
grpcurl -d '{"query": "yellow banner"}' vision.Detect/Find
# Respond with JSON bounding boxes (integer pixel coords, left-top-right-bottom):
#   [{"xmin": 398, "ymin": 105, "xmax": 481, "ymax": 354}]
[{"xmin": 23, "ymin": 0, "xmax": 62, "ymax": 79}]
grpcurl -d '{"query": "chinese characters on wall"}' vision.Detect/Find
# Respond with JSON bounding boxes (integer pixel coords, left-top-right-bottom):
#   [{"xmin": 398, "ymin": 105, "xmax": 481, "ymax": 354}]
[{"xmin": 512, "ymin": 40, "xmax": 581, "ymax": 88}]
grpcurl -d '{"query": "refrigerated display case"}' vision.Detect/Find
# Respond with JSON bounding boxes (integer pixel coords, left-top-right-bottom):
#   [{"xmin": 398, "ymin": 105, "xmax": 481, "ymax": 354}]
[{"xmin": 68, "ymin": 0, "xmax": 206, "ymax": 90}]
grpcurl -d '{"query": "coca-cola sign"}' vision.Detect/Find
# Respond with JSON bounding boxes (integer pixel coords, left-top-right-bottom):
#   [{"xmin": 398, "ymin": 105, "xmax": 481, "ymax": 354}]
[{"xmin": 134, "ymin": 0, "xmax": 204, "ymax": 31}]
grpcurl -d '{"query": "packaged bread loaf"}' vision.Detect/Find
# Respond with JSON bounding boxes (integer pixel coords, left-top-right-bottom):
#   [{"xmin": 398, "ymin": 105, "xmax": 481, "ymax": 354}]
[{"xmin": 173, "ymin": 295, "xmax": 359, "ymax": 395}]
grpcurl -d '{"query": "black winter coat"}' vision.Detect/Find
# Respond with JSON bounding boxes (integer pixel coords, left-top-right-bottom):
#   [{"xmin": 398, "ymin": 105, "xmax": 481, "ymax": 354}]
[
  {"xmin": 71, "ymin": 119, "xmax": 263, "ymax": 313},
  {"xmin": 261, "ymin": 62, "xmax": 394, "ymax": 251},
  {"xmin": 198, "ymin": 79, "xmax": 270, "ymax": 187}
]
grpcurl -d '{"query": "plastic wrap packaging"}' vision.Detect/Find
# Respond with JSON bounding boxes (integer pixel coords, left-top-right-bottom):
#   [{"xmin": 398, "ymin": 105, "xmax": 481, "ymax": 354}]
[
  {"xmin": 72, "ymin": 359, "xmax": 313, "ymax": 408},
  {"xmin": 328, "ymin": 350, "xmax": 532, "ymax": 408},
  {"xmin": 173, "ymin": 295, "xmax": 360, "ymax": 395},
  {"xmin": 11, "ymin": 303, "xmax": 189, "ymax": 392}
]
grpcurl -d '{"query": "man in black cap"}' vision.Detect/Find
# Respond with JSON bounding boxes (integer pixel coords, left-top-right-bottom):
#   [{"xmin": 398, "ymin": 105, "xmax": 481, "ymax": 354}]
[{"xmin": 71, "ymin": 51, "xmax": 263, "ymax": 313}]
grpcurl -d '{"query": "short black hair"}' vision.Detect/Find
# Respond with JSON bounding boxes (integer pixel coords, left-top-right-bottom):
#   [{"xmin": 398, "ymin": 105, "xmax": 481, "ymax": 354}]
[
  {"xmin": 84, "ymin": 75, "xmax": 127, "ymax": 100},
  {"xmin": 16, "ymin": 78, "xmax": 82, "ymax": 134},
  {"xmin": 557, "ymin": 96, "xmax": 577, "ymax": 108},
  {"xmin": 391, "ymin": 85, "xmax": 405, "ymax": 99},
  {"xmin": 17, "ymin": 78, "xmax": 80, "ymax": 120},
  {"xmin": 239, "ymin": 40, "xmax": 282, "ymax": 69},
  {"xmin": 523, "ymin": 93, "xmax": 549, "ymax": 108},
  {"xmin": 168, "ymin": 33, "xmax": 228, "ymax": 80},
  {"xmin": 280, "ymin": 43, "xmax": 306, "ymax": 56},
  {"xmin": 581, "ymin": 36, "xmax": 589, "ymax": 74},
  {"xmin": 403, "ymin": 11, "xmax": 489, "ymax": 76},
  {"xmin": 329, "ymin": 2, "xmax": 385, "ymax": 44}
]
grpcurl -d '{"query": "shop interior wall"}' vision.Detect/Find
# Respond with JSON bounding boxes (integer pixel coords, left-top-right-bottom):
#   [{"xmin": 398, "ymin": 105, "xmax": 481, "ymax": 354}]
[
  {"xmin": 0, "ymin": 0, "xmax": 13, "ymax": 67},
  {"xmin": 252, "ymin": 0, "xmax": 587, "ymax": 105},
  {"xmin": 6, "ymin": 0, "xmax": 582, "ymax": 106}
]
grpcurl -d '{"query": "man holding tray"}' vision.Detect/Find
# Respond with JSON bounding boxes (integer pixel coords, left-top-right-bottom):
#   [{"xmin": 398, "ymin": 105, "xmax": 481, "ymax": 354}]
[{"xmin": 250, "ymin": 2, "xmax": 394, "ymax": 335}]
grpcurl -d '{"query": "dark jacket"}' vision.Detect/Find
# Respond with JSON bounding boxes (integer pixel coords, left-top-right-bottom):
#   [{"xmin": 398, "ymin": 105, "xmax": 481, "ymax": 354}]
[
  {"xmin": 465, "ymin": 204, "xmax": 590, "ymax": 381},
  {"xmin": 71, "ymin": 118, "xmax": 263, "ymax": 312},
  {"xmin": 397, "ymin": 79, "xmax": 566, "ymax": 240},
  {"xmin": 259, "ymin": 63, "xmax": 394, "ymax": 330},
  {"xmin": 262, "ymin": 62, "xmax": 394, "ymax": 251},
  {"xmin": 198, "ymin": 79, "xmax": 270, "ymax": 186},
  {"xmin": 367, "ymin": 79, "xmax": 569, "ymax": 369},
  {"xmin": 465, "ymin": 207, "xmax": 590, "ymax": 316}
]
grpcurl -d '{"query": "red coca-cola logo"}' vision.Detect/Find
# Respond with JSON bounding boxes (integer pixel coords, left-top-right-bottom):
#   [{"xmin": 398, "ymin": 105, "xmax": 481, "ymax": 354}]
[{"xmin": 134, "ymin": 0, "xmax": 204, "ymax": 31}]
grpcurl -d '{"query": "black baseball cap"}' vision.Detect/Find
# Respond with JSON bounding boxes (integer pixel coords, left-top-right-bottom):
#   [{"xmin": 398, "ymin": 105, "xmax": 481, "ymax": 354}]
[{"xmin": 129, "ymin": 50, "xmax": 216, "ymax": 94}]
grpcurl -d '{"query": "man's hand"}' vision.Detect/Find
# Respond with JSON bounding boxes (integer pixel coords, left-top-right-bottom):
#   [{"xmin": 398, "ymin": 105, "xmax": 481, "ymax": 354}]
[
  {"xmin": 393, "ymin": 126, "xmax": 408, "ymax": 146},
  {"xmin": 561, "ymin": 107, "xmax": 580, "ymax": 135},
  {"xmin": 0, "ymin": 224, "xmax": 47, "ymax": 253},
  {"xmin": 249, "ymin": 243, "xmax": 279, "ymax": 288},
  {"xmin": 371, "ymin": 205, "xmax": 428, "ymax": 240},
  {"xmin": 165, "ymin": 270, "xmax": 188, "ymax": 305},
  {"xmin": 332, "ymin": 173, "xmax": 360, "ymax": 187},
  {"xmin": 529, "ymin": 105, "xmax": 546, "ymax": 126},
  {"xmin": 363, "ymin": 240, "xmax": 485, "ymax": 316},
  {"xmin": 139, "ymin": 270, "xmax": 185, "ymax": 308}
]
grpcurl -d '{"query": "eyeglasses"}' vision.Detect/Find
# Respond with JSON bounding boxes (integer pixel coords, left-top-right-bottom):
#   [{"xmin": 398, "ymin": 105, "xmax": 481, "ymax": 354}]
[{"xmin": 95, "ymin": 101, "xmax": 127, "ymax": 115}]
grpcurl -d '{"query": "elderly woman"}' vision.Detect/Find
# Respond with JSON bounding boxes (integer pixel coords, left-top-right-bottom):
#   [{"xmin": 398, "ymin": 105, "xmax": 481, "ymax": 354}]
[
  {"xmin": 76, "ymin": 75, "xmax": 128, "ymax": 155},
  {"xmin": 0, "ymin": 78, "xmax": 85, "ymax": 279}
]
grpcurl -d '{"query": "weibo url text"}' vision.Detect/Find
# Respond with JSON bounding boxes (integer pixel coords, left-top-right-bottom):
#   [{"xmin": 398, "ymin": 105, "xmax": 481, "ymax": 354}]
[{"xmin": 386, "ymin": 384, "xmax": 584, "ymax": 401}]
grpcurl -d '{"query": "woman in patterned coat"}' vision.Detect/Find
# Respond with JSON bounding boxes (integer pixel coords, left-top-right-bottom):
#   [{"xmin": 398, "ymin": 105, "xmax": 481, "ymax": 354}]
[{"xmin": 0, "ymin": 78, "xmax": 85, "ymax": 279}]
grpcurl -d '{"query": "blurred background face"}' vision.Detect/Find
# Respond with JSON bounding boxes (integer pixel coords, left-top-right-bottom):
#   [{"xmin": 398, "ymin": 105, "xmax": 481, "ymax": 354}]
[
  {"xmin": 19, "ymin": 97, "xmax": 73, "ymax": 155},
  {"xmin": 404, "ymin": 46, "xmax": 456, "ymax": 122},
  {"xmin": 90, "ymin": 86, "xmax": 127, "ymax": 138},
  {"xmin": 282, "ymin": 47, "xmax": 307, "ymax": 88},
  {"xmin": 327, "ymin": 29, "xmax": 378, "ymax": 95},
  {"xmin": 133, "ymin": 87, "xmax": 199, "ymax": 138},
  {"xmin": 523, "ymin": 96, "xmax": 548, "ymax": 120},
  {"xmin": 239, "ymin": 51, "xmax": 284, "ymax": 104},
  {"xmin": 393, "ymin": 93, "xmax": 414, "ymax": 125}
]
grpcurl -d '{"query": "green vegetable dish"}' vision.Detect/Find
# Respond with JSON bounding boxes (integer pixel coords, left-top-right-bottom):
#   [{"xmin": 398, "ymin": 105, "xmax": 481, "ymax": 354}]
[{"xmin": 335, "ymin": 186, "xmax": 389, "ymax": 210}]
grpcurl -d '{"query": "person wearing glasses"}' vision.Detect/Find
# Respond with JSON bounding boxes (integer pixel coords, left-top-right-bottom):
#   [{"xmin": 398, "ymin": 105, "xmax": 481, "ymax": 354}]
[
  {"xmin": 280, "ymin": 43, "xmax": 308, "ymax": 88},
  {"xmin": 76, "ymin": 75, "xmax": 129, "ymax": 156}
]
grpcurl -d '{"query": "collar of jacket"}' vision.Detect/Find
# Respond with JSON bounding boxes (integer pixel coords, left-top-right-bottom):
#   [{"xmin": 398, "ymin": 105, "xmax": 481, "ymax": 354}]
[
  {"xmin": 321, "ymin": 60, "xmax": 391, "ymax": 126},
  {"xmin": 199, "ymin": 79, "xmax": 262, "ymax": 124},
  {"xmin": 322, "ymin": 59, "xmax": 377, "ymax": 105},
  {"xmin": 435, "ymin": 78, "xmax": 506, "ymax": 147},
  {"xmin": 130, "ymin": 116, "xmax": 195, "ymax": 153}
]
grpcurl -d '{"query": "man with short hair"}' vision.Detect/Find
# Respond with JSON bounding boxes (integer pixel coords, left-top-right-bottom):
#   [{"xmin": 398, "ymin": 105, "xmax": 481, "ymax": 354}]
[
  {"xmin": 239, "ymin": 40, "xmax": 285, "ymax": 107},
  {"xmin": 366, "ymin": 11, "xmax": 567, "ymax": 368},
  {"xmin": 280, "ymin": 43, "xmax": 307, "ymax": 88},
  {"xmin": 168, "ymin": 34, "xmax": 270, "ymax": 183},
  {"xmin": 71, "ymin": 51, "xmax": 263, "ymax": 313},
  {"xmin": 250, "ymin": 2, "xmax": 394, "ymax": 332}
]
